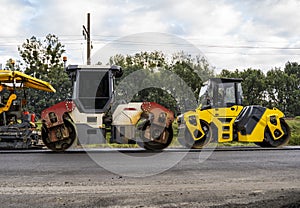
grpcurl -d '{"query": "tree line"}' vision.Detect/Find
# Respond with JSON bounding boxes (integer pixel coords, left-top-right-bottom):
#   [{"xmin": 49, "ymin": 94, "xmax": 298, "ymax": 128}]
[
  {"xmin": 219, "ymin": 64, "xmax": 300, "ymax": 117},
  {"xmin": 4, "ymin": 34, "xmax": 300, "ymax": 117},
  {"xmin": 109, "ymin": 51, "xmax": 300, "ymax": 117}
]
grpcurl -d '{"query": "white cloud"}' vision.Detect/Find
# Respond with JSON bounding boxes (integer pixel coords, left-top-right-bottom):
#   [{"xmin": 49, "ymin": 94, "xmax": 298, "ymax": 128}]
[
  {"xmin": 0, "ymin": 0, "xmax": 36, "ymax": 66},
  {"xmin": 0, "ymin": 0, "xmax": 299, "ymax": 72},
  {"xmin": 0, "ymin": 0, "xmax": 35, "ymax": 36}
]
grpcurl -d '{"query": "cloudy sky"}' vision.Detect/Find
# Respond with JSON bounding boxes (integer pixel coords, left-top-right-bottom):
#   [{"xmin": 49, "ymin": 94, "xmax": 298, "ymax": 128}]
[{"xmin": 0, "ymin": 0, "xmax": 300, "ymax": 73}]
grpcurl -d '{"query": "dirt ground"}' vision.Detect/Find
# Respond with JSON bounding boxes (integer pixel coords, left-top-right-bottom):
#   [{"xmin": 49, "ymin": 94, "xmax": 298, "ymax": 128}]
[{"xmin": 0, "ymin": 175, "xmax": 299, "ymax": 208}]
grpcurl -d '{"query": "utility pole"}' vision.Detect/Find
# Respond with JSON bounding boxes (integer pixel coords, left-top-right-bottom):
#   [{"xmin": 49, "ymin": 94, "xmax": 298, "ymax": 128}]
[{"xmin": 83, "ymin": 13, "xmax": 91, "ymax": 65}]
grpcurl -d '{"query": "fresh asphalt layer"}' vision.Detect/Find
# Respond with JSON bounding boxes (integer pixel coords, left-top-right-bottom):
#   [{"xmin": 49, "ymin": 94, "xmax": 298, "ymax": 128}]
[{"xmin": 0, "ymin": 145, "xmax": 299, "ymax": 207}]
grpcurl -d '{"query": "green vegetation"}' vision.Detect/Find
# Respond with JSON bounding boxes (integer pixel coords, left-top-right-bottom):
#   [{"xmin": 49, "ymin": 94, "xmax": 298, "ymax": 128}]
[
  {"xmin": 7, "ymin": 34, "xmax": 72, "ymax": 114},
  {"xmin": 110, "ymin": 51, "xmax": 214, "ymax": 115},
  {"xmin": 286, "ymin": 119, "xmax": 300, "ymax": 145}
]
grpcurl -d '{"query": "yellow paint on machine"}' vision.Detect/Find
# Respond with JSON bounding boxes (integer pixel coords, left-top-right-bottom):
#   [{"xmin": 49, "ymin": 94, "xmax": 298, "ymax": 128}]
[
  {"xmin": 185, "ymin": 105, "xmax": 286, "ymax": 143},
  {"xmin": 0, "ymin": 70, "xmax": 56, "ymax": 92},
  {"xmin": 195, "ymin": 105, "xmax": 243, "ymax": 142}
]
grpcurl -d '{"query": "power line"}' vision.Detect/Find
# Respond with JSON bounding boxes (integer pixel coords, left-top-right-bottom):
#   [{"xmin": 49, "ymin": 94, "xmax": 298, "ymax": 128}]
[
  {"xmin": 1, "ymin": 35, "xmax": 300, "ymax": 50},
  {"xmin": 1, "ymin": 40, "xmax": 300, "ymax": 51},
  {"xmin": 203, "ymin": 51, "xmax": 300, "ymax": 56},
  {"xmin": 1, "ymin": 36, "xmax": 300, "ymax": 57}
]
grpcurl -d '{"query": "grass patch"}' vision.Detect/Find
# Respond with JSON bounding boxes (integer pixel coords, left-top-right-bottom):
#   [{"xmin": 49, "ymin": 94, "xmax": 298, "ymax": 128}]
[{"xmin": 286, "ymin": 119, "xmax": 300, "ymax": 145}]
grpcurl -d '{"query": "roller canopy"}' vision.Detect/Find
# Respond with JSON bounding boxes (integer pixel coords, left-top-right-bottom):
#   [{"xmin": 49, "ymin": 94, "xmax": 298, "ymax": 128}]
[{"xmin": 0, "ymin": 70, "xmax": 56, "ymax": 92}]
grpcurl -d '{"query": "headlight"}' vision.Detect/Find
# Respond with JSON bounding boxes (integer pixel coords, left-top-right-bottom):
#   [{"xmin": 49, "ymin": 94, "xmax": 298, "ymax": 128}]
[
  {"xmin": 188, "ymin": 115, "xmax": 197, "ymax": 126},
  {"xmin": 270, "ymin": 115, "xmax": 277, "ymax": 125}
]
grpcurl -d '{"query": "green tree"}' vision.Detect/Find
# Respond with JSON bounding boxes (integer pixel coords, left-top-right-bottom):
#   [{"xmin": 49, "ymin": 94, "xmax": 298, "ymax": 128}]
[
  {"xmin": 283, "ymin": 62, "xmax": 300, "ymax": 116},
  {"xmin": 239, "ymin": 69, "xmax": 266, "ymax": 106},
  {"xmin": 265, "ymin": 63, "xmax": 300, "ymax": 116},
  {"xmin": 266, "ymin": 68, "xmax": 288, "ymax": 113},
  {"xmin": 18, "ymin": 34, "xmax": 72, "ymax": 114},
  {"xmin": 110, "ymin": 51, "xmax": 178, "ymax": 112},
  {"xmin": 4, "ymin": 58, "xmax": 21, "ymax": 71},
  {"xmin": 168, "ymin": 52, "xmax": 214, "ymax": 112},
  {"xmin": 109, "ymin": 51, "xmax": 214, "ymax": 115},
  {"xmin": 218, "ymin": 69, "xmax": 240, "ymax": 78}
]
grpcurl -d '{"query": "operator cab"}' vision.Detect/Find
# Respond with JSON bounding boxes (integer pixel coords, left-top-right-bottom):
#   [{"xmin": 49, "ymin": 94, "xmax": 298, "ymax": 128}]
[
  {"xmin": 199, "ymin": 78, "xmax": 243, "ymax": 109},
  {"xmin": 65, "ymin": 65, "xmax": 122, "ymax": 113}
]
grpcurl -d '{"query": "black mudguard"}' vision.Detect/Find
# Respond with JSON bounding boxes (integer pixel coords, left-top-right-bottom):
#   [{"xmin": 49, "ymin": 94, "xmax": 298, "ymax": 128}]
[{"xmin": 234, "ymin": 106, "xmax": 266, "ymax": 135}]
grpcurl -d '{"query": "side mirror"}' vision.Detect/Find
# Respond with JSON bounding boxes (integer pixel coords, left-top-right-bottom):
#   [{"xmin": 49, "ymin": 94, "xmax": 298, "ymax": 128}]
[{"xmin": 110, "ymin": 65, "xmax": 123, "ymax": 78}]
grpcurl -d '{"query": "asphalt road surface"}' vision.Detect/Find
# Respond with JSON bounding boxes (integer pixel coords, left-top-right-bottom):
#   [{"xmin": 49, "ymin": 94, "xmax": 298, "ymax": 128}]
[{"xmin": 0, "ymin": 147, "xmax": 299, "ymax": 208}]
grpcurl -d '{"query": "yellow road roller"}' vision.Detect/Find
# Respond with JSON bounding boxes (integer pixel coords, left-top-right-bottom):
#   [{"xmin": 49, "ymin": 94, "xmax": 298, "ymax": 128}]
[{"xmin": 177, "ymin": 78, "xmax": 290, "ymax": 148}]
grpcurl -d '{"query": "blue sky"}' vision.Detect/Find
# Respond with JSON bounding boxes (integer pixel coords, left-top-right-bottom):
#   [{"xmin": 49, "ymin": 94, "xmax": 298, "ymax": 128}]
[{"xmin": 0, "ymin": 0, "xmax": 300, "ymax": 72}]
